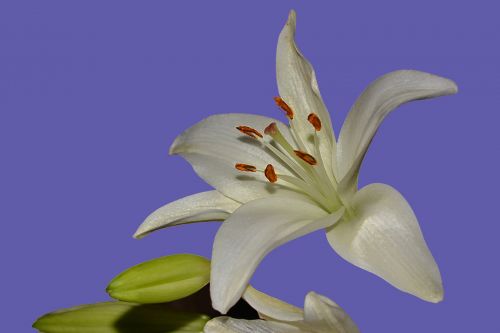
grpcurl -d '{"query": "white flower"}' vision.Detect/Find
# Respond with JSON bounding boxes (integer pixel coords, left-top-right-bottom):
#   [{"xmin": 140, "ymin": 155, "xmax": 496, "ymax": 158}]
[
  {"xmin": 204, "ymin": 287, "xmax": 360, "ymax": 333},
  {"xmin": 135, "ymin": 10, "xmax": 457, "ymax": 313}
]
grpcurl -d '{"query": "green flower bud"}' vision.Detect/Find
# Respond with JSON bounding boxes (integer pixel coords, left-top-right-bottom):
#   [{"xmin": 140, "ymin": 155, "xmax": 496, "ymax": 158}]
[
  {"xmin": 33, "ymin": 302, "xmax": 209, "ymax": 333},
  {"xmin": 107, "ymin": 254, "xmax": 210, "ymax": 304}
]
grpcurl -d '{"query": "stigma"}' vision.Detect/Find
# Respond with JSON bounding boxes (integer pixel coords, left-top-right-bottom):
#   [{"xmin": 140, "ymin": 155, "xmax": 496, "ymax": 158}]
[{"xmin": 264, "ymin": 122, "xmax": 278, "ymax": 136}]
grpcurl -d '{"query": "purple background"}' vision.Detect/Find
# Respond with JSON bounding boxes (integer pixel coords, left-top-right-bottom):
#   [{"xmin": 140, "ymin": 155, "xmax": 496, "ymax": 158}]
[{"xmin": 1, "ymin": 1, "xmax": 499, "ymax": 332}]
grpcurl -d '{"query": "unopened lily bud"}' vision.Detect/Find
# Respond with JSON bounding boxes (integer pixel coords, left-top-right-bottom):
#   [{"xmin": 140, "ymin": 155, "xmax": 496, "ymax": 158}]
[
  {"xmin": 32, "ymin": 302, "xmax": 209, "ymax": 333},
  {"xmin": 107, "ymin": 254, "xmax": 210, "ymax": 304}
]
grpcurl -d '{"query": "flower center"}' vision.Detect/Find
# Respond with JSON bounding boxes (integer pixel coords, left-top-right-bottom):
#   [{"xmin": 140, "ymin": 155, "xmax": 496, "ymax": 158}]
[{"xmin": 234, "ymin": 97, "xmax": 342, "ymax": 212}]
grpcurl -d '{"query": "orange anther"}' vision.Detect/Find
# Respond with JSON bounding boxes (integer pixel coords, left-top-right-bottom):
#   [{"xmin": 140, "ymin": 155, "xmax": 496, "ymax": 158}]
[
  {"xmin": 294, "ymin": 150, "xmax": 317, "ymax": 165},
  {"xmin": 264, "ymin": 122, "xmax": 278, "ymax": 136},
  {"xmin": 264, "ymin": 164, "xmax": 278, "ymax": 183},
  {"xmin": 273, "ymin": 96, "xmax": 294, "ymax": 119},
  {"xmin": 235, "ymin": 163, "xmax": 257, "ymax": 172},
  {"xmin": 236, "ymin": 126, "xmax": 263, "ymax": 139},
  {"xmin": 307, "ymin": 113, "xmax": 322, "ymax": 131}
]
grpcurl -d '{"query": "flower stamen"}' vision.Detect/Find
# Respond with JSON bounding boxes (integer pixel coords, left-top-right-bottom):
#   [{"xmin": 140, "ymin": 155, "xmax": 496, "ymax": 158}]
[
  {"xmin": 235, "ymin": 163, "xmax": 257, "ymax": 172},
  {"xmin": 273, "ymin": 96, "xmax": 294, "ymax": 119},
  {"xmin": 294, "ymin": 150, "xmax": 317, "ymax": 165},
  {"xmin": 307, "ymin": 113, "xmax": 322, "ymax": 131},
  {"xmin": 236, "ymin": 126, "xmax": 263, "ymax": 139},
  {"xmin": 264, "ymin": 122, "xmax": 278, "ymax": 136},
  {"xmin": 235, "ymin": 121, "xmax": 336, "ymax": 211},
  {"xmin": 263, "ymin": 122, "xmax": 322, "ymax": 185},
  {"xmin": 264, "ymin": 164, "xmax": 278, "ymax": 183},
  {"xmin": 264, "ymin": 122, "xmax": 296, "ymax": 155}
]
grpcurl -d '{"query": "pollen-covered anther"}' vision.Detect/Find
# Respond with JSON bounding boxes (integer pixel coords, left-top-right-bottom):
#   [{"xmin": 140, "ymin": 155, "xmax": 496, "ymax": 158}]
[
  {"xmin": 307, "ymin": 113, "xmax": 322, "ymax": 131},
  {"xmin": 264, "ymin": 164, "xmax": 278, "ymax": 183},
  {"xmin": 273, "ymin": 96, "xmax": 294, "ymax": 119},
  {"xmin": 294, "ymin": 150, "xmax": 317, "ymax": 165},
  {"xmin": 235, "ymin": 163, "xmax": 257, "ymax": 172},
  {"xmin": 236, "ymin": 126, "xmax": 263, "ymax": 139},
  {"xmin": 264, "ymin": 122, "xmax": 278, "ymax": 136}
]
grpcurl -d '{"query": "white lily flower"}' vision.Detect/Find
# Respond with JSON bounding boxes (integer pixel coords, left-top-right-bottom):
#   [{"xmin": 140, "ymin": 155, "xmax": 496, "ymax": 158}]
[
  {"xmin": 135, "ymin": 10, "xmax": 457, "ymax": 313},
  {"xmin": 204, "ymin": 287, "xmax": 360, "ymax": 333}
]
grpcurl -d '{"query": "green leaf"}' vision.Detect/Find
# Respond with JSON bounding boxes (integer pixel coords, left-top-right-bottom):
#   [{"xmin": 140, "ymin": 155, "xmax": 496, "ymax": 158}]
[
  {"xmin": 33, "ymin": 302, "xmax": 209, "ymax": 333},
  {"xmin": 107, "ymin": 254, "xmax": 210, "ymax": 304}
]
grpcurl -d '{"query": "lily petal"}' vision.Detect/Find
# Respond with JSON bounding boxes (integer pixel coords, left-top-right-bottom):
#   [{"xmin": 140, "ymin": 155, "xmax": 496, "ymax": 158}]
[
  {"xmin": 337, "ymin": 70, "xmax": 458, "ymax": 194},
  {"xmin": 134, "ymin": 191, "xmax": 240, "ymax": 239},
  {"xmin": 171, "ymin": 113, "xmax": 306, "ymax": 203},
  {"xmin": 243, "ymin": 286, "xmax": 304, "ymax": 322},
  {"xmin": 204, "ymin": 317, "xmax": 300, "ymax": 333},
  {"xmin": 326, "ymin": 183, "xmax": 443, "ymax": 302},
  {"xmin": 304, "ymin": 292, "xmax": 360, "ymax": 333},
  {"xmin": 211, "ymin": 196, "xmax": 344, "ymax": 313},
  {"xmin": 277, "ymin": 10, "xmax": 337, "ymax": 180}
]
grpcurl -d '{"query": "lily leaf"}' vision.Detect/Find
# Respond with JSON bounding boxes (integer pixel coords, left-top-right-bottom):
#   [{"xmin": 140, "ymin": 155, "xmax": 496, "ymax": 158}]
[
  {"xmin": 107, "ymin": 254, "xmax": 210, "ymax": 304},
  {"xmin": 32, "ymin": 301, "xmax": 209, "ymax": 333}
]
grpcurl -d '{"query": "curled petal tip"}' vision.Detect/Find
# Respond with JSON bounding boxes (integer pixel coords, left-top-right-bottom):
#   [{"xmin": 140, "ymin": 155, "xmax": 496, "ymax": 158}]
[
  {"xmin": 210, "ymin": 280, "xmax": 231, "ymax": 314},
  {"xmin": 133, "ymin": 218, "xmax": 153, "ymax": 239},
  {"xmin": 430, "ymin": 73, "xmax": 458, "ymax": 95},
  {"xmin": 168, "ymin": 137, "xmax": 181, "ymax": 155},
  {"xmin": 211, "ymin": 297, "xmax": 229, "ymax": 315},
  {"xmin": 395, "ymin": 69, "xmax": 458, "ymax": 96},
  {"xmin": 133, "ymin": 219, "xmax": 157, "ymax": 239},
  {"xmin": 305, "ymin": 290, "xmax": 318, "ymax": 300},
  {"xmin": 210, "ymin": 277, "xmax": 238, "ymax": 314},
  {"xmin": 446, "ymin": 79, "xmax": 459, "ymax": 94},
  {"xmin": 425, "ymin": 286, "xmax": 444, "ymax": 303},
  {"xmin": 410, "ymin": 276, "xmax": 443, "ymax": 303},
  {"xmin": 431, "ymin": 295, "xmax": 444, "ymax": 304},
  {"xmin": 282, "ymin": 10, "xmax": 296, "ymax": 35},
  {"xmin": 132, "ymin": 229, "xmax": 144, "ymax": 239}
]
